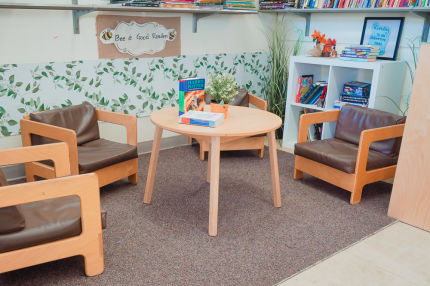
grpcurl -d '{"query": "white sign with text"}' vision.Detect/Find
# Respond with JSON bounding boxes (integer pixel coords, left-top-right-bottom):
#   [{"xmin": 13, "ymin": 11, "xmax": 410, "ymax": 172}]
[{"xmin": 99, "ymin": 21, "xmax": 177, "ymax": 56}]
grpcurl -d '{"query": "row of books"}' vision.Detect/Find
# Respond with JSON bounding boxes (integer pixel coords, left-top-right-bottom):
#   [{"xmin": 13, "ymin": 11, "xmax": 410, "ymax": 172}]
[
  {"xmin": 293, "ymin": 0, "xmax": 427, "ymax": 8},
  {"xmin": 295, "ymin": 75, "xmax": 327, "ymax": 108},
  {"xmin": 339, "ymin": 45, "xmax": 380, "ymax": 62},
  {"xmin": 259, "ymin": 0, "xmax": 295, "ymax": 9},
  {"xmin": 224, "ymin": 0, "xmax": 257, "ymax": 10},
  {"xmin": 339, "ymin": 81, "xmax": 371, "ymax": 106}
]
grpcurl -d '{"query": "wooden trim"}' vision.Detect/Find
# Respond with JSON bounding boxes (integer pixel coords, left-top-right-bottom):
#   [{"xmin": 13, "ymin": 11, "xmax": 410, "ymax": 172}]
[
  {"xmin": 95, "ymin": 109, "xmax": 137, "ymax": 146},
  {"xmin": 94, "ymin": 158, "xmax": 138, "ymax": 187},
  {"xmin": 0, "ymin": 174, "xmax": 103, "ymax": 276},
  {"xmin": 0, "ymin": 143, "xmax": 70, "ymax": 178},
  {"xmin": 0, "ymin": 144, "xmax": 103, "ymax": 276},
  {"xmin": 295, "ymin": 155, "xmax": 356, "ymax": 192},
  {"xmin": 20, "ymin": 118, "xmax": 79, "ymax": 175},
  {"xmin": 249, "ymin": 93, "xmax": 267, "ymax": 111},
  {"xmin": 297, "ymin": 110, "xmax": 340, "ymax": 143},
  {"xmin": 355, "ymin": 124, "xmax": 405, "ymax": 174}
]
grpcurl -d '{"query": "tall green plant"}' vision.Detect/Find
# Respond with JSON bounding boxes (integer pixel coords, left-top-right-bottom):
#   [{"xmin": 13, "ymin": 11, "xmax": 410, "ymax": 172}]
[{"xmin": 265, "ymin": 16, "xmax": 302, "ymax": 139}]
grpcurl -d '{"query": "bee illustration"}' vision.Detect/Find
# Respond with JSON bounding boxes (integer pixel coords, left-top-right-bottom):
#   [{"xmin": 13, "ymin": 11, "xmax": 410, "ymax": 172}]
[
  {"xmin": 169, "ymin": 31, "xmax": 176, "ymax": 41},
  {"xmin": 102, "ymin": 31, "xmax": 113, "ymax": 41}
]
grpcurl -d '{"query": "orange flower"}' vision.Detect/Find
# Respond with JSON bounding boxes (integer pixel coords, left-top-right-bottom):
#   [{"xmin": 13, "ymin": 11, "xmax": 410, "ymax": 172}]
[
  {"xmin": 319, "ymin": 34, "xmax": 327, "ymax": 44},
  {"xmin": 312, "ymin": 30, "xmax": 321, "ymax": 40}
]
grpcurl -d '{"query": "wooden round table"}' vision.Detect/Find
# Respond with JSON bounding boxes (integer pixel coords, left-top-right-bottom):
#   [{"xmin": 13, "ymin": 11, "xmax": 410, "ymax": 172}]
[{"xmin": 143, "ymin": 106, "xmax": 282, "ymax": 236}]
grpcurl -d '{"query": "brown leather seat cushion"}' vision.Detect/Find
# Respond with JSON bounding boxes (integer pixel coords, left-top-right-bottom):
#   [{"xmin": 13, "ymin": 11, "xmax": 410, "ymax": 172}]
[
  {"xmin": 335, "ymin": 105, "xmax": 405, "ymax": 156},
  {"xmin": 0, "ymin": 195, "xmax": 107, "ymax": 253},
  {"xmin": 30, "ymin": 102, "xmax": 100, "ymax": 146},
  {"xmin": 294, "ymin": 138, "xmax": 398, "ymax": 174},
  {"xmin": 78, "ymin": 139, "xmax": 138, "ymax": 173},
  {"xmin": 0, "ymin": 169, "xmax": 26, "ymax": 234},
  {"xmin": 0, "ymin": 196, "xmax": 81, "ymax": 253}
]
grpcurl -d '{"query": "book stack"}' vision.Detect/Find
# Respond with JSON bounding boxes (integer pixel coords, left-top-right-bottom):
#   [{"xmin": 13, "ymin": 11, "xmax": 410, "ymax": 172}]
[
  {"xmin": 179, "ymin": 78, "xmax": 205, "ymax": 116},
  {"xmin": 339, "ymin": 81, "xmax": 371, "ymax": 107},
  {"xmin": 196, "ymin": 0, "xmax": 223, "ymax": 7},
  {"xmin": 224, "ymin": 0, "xmax": 257, "ymax": 10},
  {"xmin": 296, "ymin": 76, "xmax": 328, "ymax": 108},
  {"xmin": 161, "ymin": 0, "xmax": 197, "ymax": 8},
  {"xmin": 178, "ymin": 110, "xmax": 224, "ymax": 127},
  {"xmin": 121, "ymin": 0, "xmax": 161, "ymax": 6},
  {"xmin": 259, "ymin": 0, "xmax": 295, "ymax": 9},
  {"xmin": 339, "ymin": 45, "xmax": 380, "ymax": 62}
]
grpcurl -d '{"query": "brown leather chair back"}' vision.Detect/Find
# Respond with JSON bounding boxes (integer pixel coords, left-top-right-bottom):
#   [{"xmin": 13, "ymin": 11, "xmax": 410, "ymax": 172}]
[
  {"xmin": 30, "ymin": 102, "xmax": 100, "ymax": 146},
  {"xmin": 334, "ymin": 104, "xmax": 405, "ymax": 156}
]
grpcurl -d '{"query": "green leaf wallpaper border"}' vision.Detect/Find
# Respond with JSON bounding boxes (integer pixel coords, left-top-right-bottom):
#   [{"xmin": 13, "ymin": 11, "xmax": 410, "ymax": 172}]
[{"xmin": 0, "ymin": 52, "xmax": 269, "ymax": 137}]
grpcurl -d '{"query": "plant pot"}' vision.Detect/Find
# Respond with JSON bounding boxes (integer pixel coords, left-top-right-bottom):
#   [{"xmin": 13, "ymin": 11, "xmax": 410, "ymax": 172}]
[{"xmin": 210, "ymin": 103, "xmax": 229, "ymax": 119}]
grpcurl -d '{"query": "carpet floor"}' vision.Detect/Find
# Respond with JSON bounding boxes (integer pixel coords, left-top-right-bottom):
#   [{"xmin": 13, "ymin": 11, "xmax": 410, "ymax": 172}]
[{"xmin": 1, "ymin": 145, "xmax": 395, "ymax": 286}]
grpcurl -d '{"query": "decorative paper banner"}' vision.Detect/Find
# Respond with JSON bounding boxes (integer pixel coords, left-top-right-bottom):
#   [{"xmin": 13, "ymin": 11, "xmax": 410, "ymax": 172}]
[{"xmin": 96, "ymin": 15, "xmax": 181, "ymax": 59}]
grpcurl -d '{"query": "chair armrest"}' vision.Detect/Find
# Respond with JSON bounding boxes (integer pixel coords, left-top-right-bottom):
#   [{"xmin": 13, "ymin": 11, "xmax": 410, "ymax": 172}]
[
  {"xmin": 355, "ymin": 124, "xmax": 405, "ymax": 174},
  {"xmin": 20, "ymin": 118, "xmax": 79, "ymax": 175},
  {"xmin": 297, "ymin": 110, "xmax": 340, "ymax": 143},
  {"xmin": 0, "ymin": 173, "xmax": 102, "ymax": 237},
  {"xmin": 249, "ymin": 94, "xmax": 267, "ymax": 111},
  {"xmin": 95, "ymin": 109, "xmax": 137, "ymax": 146},
  {"xmin": 0, "ymin": 143, "xmax": 71, "ymax": 178}
]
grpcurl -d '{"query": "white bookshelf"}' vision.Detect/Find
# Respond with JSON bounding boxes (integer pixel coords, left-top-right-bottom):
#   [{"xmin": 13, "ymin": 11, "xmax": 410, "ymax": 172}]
[{"xmin": 282, "ymin": 56, "xmax": 406, "ymax": 149}]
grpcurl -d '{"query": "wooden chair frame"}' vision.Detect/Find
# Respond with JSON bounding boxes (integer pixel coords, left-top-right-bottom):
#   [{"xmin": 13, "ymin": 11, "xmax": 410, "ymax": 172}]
[
  {"xmin": 189, "ymin": 94, "xmax": 268, "ymax": 160},
  {"xmin": 293, "ymin": 110, "xmax": 405, "ymax": 204},
  {"xmin": 20, "ymin": 109, "xmax": 138, "ymax": 187},
  {"xmin": 0, "ymin": 143, "xmax": 104, "ymax": 276}
]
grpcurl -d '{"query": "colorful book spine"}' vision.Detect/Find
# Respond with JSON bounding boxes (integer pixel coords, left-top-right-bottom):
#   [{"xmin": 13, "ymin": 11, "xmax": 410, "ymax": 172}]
[{"xmin": 179, "ymin": 78, "xmax": 205, "ymax": 116}]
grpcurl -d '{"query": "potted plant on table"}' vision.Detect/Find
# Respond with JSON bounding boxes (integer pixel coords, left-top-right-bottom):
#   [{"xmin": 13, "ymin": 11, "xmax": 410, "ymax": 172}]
[{"xmin": 205, "ymin": 73, "xmax": 238, "ymax": 119}]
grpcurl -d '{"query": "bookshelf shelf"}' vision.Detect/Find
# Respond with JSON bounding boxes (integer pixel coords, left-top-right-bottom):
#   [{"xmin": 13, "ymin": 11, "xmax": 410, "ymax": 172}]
[
  {"xmin": 291, "ymin": 102, "xmax": 325, "ymax": 110},
  {"xmin": 260, "ymin": 7, "xmax": 430, "ymax": 41},
  {"xmin": 282, "ymin": 56, "xmax": 406, "ymax": 149},
  {"xmin": 0, "ymin": 2, "xmax": 257, "ymax": 34}
]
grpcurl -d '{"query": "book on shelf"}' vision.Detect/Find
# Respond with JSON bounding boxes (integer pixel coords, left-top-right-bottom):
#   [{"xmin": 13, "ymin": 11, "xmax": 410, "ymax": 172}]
[
  {"xmin": 178, "ymin": 110, "xmax": 224, "ymax": 127},
  {"xmin": 295, "ymin": 74, "xmax": 313, "ymax": 103},
  {"xmin": 298, "ymin": 80, "xmax": 328, "ymax": 107},
  {"xmin": 179, "ymin": 78, "xmax": 205, "ymax": 116},
  {"xmin": 343, "ymin": 81, "xmax": 371, "ymax": 97}
]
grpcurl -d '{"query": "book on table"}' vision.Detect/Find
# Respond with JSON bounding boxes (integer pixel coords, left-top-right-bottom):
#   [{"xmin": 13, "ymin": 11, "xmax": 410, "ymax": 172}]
[
  {"xmin": 178, "ymin": 111, "xmax": 224, "ymax": 127},
  {"xmin": 179, "ymin": 78, "xmax": 205, "ymax": 116}
]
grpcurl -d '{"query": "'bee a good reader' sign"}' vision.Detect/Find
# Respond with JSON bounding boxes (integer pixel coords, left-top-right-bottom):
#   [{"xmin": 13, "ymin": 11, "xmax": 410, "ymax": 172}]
[{"xmin": 96, "ymin": 15, "xmax": 180, "ymax": 59}]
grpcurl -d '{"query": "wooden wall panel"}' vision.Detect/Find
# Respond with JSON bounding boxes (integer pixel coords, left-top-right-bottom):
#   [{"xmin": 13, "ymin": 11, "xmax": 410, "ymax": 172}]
[{"xmin": 388, "ymin": 44, "xmax": 430, "ymax": 232}]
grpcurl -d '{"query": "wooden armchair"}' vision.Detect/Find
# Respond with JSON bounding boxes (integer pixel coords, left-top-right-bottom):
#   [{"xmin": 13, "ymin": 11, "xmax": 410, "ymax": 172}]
[
  {"xmin": 189, "ymin": 90, "xmax": 268, "ymax": 160},
  {"xmin": 293, "ymin": 104, "xmax": 405, "ymax": 204},
  {"xmin": 20, "ymin": 102, "xmax": 138, "ymax": 187},
  {"xmin": 0, "ymin": 143, "xmax": 104, "ymax": 276}
]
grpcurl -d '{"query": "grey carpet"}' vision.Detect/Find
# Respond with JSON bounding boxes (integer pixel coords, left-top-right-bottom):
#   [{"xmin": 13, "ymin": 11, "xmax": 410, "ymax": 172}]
[{"xmin": 1, "ymin": 146, "xmax": 395, "ymax": 286}]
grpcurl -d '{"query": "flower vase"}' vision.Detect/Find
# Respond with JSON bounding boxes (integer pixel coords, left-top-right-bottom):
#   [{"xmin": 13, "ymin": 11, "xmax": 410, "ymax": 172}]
[{"xmin": 210, "ymin": 102, "xmax": 229, "ymax": 119}]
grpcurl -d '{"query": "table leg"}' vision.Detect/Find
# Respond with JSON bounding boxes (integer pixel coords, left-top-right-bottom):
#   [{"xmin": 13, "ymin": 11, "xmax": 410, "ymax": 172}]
[
  {"xmin": 208, "ymin": 136, "xmax": 220, "ymax": 236},
  {"xmin": 207, "ymin": 141, "xmax": 211, "ymax": 183},
  {"xmin": 143, "ymin": 126, "xmax": 163, "ymax": 204},
  {"xmin": 268, "ymin": 130, "xmax": 281, "ymax": 208}
]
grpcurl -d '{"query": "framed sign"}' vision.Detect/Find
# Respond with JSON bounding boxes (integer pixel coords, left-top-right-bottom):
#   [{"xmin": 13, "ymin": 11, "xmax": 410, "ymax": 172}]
[
  {"xmin": 96, "ymin": 15, "xmax": 181, "ymax": 59},
  {"xmin": 360, "ymin": 17, "xmax": 404, "ymax": 60}
]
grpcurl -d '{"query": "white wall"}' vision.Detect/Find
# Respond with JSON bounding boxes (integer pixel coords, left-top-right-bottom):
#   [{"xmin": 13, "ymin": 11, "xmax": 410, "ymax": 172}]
[{"xmin": 0, "ymin": 1, "xmax": 426, "ymax": 151}]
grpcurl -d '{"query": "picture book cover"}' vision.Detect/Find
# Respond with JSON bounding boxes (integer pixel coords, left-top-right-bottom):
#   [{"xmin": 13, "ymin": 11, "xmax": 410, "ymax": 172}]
[
  {"xmin": 179, "ymin": 78, "xmax": 205, "ymax": 116},
  {"xmin": 296, "ymin": 74, "xmax": 313, "ymax": 103}
]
